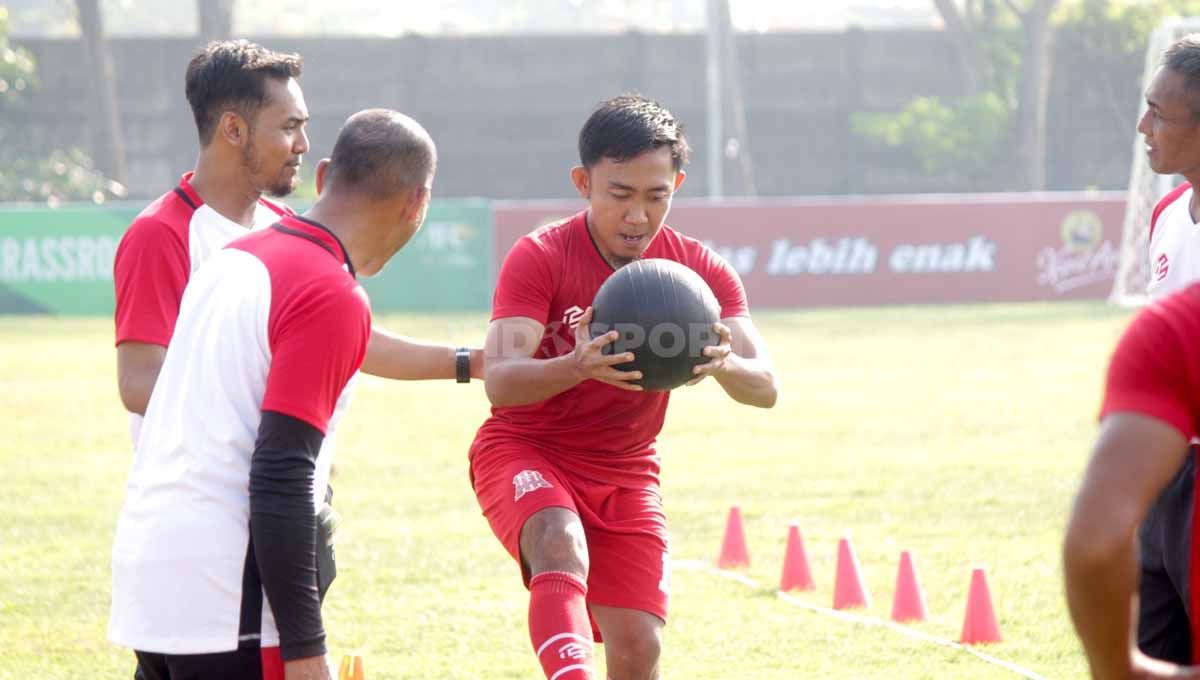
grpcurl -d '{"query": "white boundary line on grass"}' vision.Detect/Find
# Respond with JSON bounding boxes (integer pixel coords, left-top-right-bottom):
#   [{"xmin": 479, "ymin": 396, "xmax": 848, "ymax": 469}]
[{"xmin": 673, "ymin": 560, "xmax": 1049, "ymax": 680}]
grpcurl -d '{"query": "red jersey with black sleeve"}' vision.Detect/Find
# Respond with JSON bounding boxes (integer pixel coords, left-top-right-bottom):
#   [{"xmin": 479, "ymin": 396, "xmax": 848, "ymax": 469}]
[
  {"xmin": 471, "ymin": 211, "xmax": 749, "ymax": 483},
  {"xmin": 109, "ymin": 214, "xmax": 369, "ymax": 658}
]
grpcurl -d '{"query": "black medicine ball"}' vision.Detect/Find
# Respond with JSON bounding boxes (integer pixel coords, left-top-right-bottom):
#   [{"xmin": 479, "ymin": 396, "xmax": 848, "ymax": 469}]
[{"xmin": 589, "ymin": 258, "xmax": 722, "ymax": 392}]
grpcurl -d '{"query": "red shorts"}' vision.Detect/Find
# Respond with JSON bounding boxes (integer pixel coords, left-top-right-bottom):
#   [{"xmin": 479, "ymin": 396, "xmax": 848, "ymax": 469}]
[{"xmin": 470, "ymin": 438, "xmax": 670, "ymax": 625}]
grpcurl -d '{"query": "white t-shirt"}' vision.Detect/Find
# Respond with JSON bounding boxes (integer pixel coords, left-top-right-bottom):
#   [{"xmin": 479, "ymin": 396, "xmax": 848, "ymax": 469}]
[
  {"xmin": 113, "ymin": 174, "xmax": 293, "ymax": 446},
  {"xmin": 109, "ymin": 215, "xmax": 370, "ymax": 654},
  {"xmin": 1147, "ymin": 183, "xmax": 1200, "ymax": 301}
]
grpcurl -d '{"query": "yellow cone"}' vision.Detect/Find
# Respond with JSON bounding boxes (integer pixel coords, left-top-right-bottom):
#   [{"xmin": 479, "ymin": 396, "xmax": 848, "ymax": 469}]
[{"xmin": 338, "ymin": 654, "xmax": 364, "ymax": 680}]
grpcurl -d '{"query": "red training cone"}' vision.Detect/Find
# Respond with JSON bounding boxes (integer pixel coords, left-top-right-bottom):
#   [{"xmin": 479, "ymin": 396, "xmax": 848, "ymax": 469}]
[
  {"xmin": 890, "ymin": 550, "xmax": 928, "ymax": 622},
  {"xmin": 833, "ymin": 537, "xmax": 871, "ymax": 610},
  {"xmin": 717, "ymin": 505, "xmax": 750, "ymax": 569},
  {"xmin": 960, "ymin": 567, "xmax": 1002, "ymax": 644},
  {"xmin": 779, "ymin": 525, "xmax": 814, "ymax": 591}
]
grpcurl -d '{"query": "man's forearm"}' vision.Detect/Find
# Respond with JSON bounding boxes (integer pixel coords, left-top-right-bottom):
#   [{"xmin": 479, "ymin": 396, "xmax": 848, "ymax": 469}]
[
  {"xmin": 1064, "ymin": 512, "xmax": 1139, "ymax": 679},
  {"xmin": 714, "ymin": 353, "xmax": 777, "ymax": 408},
  {"xmin": 361, "ymin": 328, "xmax": 482, "ymax": 380},
  {"xmin": 250, "ymin": 411, "xmax": 326, "ymax": 661},
  {"xmin": 485, "ymin": 354, "xmax": 582, "ymax": 407}
]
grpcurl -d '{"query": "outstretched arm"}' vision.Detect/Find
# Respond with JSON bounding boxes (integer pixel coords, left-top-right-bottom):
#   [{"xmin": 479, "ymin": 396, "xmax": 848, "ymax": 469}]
[
  {"xmin": 483, "ymin": 308, "xmax": 641, "ymax": 408},
  {"xmin": 360, "ymin": 327, "xmax": 483, "ymax": 381}
]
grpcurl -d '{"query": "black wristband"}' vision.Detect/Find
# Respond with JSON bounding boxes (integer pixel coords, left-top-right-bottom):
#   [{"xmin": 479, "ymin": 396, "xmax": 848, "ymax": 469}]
[{"xmin": 455, "ymin": 347, "xmax": 470, "ymax": 383}]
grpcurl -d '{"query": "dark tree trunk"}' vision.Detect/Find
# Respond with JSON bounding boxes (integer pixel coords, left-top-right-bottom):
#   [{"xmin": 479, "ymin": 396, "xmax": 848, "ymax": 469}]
[
  {"xmin": 76, "ymin": 0, "xmax": 127, "ymax": 186},
  {"xmin": 1012, "ymin": 0, "xmax": 1058, "ymax": 190},
  {"xmin": 932, "ymin": 0, "xmax": 1058, "ymax": 190},
  {"xmin": 932, "ymin": 0, "xmax": 1001, "ymax": 94},
  {"xmin": 198, "ymin": 0, "xmax": 235, "ymax": 42}
]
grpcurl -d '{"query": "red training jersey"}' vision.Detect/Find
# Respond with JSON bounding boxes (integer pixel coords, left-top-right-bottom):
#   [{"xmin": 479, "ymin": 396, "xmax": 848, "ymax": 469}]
[
  {"xmin": 1100, "ymin": 281, "xmax": 1200, "ymax": 661},
  {"xmin": 113, "ymin": 172, "xmax": 292, "ymax": 348},
  {"xmin": 110, "ymin": 214, "xmax": 369, "ymax": 654},
  {"xmin": 472, "ymin": 211, "xmax": 749, "ymax": 480},
  {"xmin": 1101, "ymin": 282, "xmax": 1200, "ymax": 438}
]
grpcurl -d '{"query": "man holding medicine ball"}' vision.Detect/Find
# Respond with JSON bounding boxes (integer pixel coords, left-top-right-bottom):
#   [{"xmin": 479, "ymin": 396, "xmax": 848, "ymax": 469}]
[{"xmin": 469, "ymin": 94, "xmax": 778, "ymax": 680}]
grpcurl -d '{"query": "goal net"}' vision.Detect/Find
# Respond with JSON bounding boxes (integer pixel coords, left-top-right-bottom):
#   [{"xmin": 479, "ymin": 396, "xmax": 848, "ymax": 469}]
[{"xmin": 1110, "ymin": 17, "xmax": 1200, "ymax": 306}]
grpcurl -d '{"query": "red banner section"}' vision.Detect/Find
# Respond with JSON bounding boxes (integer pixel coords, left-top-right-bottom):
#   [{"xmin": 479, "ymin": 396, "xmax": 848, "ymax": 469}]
[{"xmin": 493, "ymin": 193, "xmax": 1126, "ymax": 307}]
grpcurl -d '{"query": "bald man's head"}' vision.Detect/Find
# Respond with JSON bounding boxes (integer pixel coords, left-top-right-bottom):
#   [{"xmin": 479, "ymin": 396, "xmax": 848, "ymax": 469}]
[{"xmin": 324, "ymin": 109, "xmax": 436, "ymax": 200}]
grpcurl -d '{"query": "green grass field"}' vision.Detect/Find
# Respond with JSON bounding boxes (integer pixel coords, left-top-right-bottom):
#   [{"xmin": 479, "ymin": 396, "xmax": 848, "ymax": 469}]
[{"xmin": 0, "ymin": 301, "xmax": 1135, "ymax": 679}]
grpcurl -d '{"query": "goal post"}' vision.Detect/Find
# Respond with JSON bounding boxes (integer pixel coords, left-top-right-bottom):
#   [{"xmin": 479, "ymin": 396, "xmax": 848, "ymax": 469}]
[{"xmin": 1110, "ymin": 17, "xmax": 1200, "ymax": 306}]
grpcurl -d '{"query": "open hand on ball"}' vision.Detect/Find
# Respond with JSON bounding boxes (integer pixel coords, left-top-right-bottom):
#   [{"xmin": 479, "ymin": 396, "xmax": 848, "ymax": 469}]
[
  {"xmin": 686, "ymin": 322, "xmax": 732, "ymax": 386},
  {"xmin": 572, "ymin": 306, "xmax": 643, "ymax": 391}
]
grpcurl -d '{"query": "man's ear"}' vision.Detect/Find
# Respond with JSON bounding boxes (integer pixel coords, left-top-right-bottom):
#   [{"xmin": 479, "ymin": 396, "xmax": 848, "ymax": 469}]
[
  {"xmin": 570, "ymin": 165, "xmax": 590, "ymax": 199},
  {"xmin": 314, "ymin": 158, "xmax": 331, "ymax": 195},
  {"xmin": 403, "ymin": 185, "xmax": 429, "ymax": 223},
  {"xmin": 673, "ymin": 169, "xmax": 686, "ymax": 192},
  {"xmin": 217, "ymin": 110, "xmax": 250, "ymax": 148}
]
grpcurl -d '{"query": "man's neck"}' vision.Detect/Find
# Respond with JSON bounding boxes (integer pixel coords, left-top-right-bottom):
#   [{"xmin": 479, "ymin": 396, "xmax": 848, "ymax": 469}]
[
  {"xmin": 305, "ymin": 199, "xmax": 369, "ymax": 275},
  {"xmin": 189, "ymin": 154, "xmax": 261, "ymax": 228}
]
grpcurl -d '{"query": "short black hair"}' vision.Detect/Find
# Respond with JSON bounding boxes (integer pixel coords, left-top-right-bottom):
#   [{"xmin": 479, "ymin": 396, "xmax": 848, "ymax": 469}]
[
  {"xmin": 1163, "ymin": 35, "xmax": 1200, "ymax": 116},
  {"xmin": 325, "ymin": 109, "xmax": 437, "ymax": 200},
  {"xmin": 185, "ymin": 40, "xmax": 303, "ymax": 145},
  {"xmin": 578, "ymin": 94, "xmax": 690, "ymax": 171}
]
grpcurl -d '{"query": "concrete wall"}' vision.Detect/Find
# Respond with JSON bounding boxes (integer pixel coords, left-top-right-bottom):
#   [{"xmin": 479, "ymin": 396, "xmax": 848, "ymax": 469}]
[{"xmin": 9, "ymin": 29, "xmax": 1141, "ymax": 201}]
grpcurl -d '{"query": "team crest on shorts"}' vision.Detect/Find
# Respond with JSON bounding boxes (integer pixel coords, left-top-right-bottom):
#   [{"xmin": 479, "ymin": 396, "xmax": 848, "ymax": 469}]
[{"xmin": 513, "ymin": 469, "xmax": 553, "ymax": 501}]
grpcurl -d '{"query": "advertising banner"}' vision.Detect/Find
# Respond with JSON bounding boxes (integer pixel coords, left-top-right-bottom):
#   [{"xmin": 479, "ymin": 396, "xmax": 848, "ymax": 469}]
[
  {"xmin": 0, "ymin": 199, "xmax": 493, "ymax": 314},
  {"xmin": 492, "ymin": 193, "xmax": 1126, "ymax": 307},
  {"xmin": 358, "ymin": 199, "xmax": 493, "ymax": 312},
  {"xmin": 0, "ymin": 205, "xmax": 135, "ymax": 314}
]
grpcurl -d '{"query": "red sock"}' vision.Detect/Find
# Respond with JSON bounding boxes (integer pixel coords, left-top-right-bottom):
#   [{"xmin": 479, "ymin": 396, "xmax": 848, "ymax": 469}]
[{"xmin": 528, "ymin": 571, "xmax": 594, "ymax": 679}]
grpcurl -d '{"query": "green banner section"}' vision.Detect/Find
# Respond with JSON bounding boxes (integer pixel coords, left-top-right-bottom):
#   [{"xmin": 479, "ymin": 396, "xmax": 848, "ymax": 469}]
[
  {"xmin": 359, "ymin": 199, "xmax": 493, "ymax": 312},
  {"xmin": 0, "ymin": 205, "xmax": 138, "ymax": 314},
  {"xmin": 0, "ymin": 200, "xmax": 493, "ymax": 315}
]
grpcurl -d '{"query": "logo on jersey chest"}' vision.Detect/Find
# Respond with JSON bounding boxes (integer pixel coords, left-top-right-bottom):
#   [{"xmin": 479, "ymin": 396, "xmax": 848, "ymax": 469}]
[
  {"xmin": 1156, "ymin": 253, "xmax": 1171, "ymax": 282},
  {"xmin": 513, "ymin": 469, "xmax": 553, "ymax": 501},
  {"xmin": 562, "ymin": 305, "xmax": 585, "ymax": 329}
]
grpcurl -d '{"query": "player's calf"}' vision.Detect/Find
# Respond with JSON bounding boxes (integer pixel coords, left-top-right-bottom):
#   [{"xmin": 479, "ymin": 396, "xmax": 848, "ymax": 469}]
[
  {"xmin": 529, "ymin": 570, "xmax": 594, "ymax": 679},
  {"xmin": 522, "ymin": 508, "xmax": 595, "ymax": 678},
  {"xmin": 592, "ymin": 605, "xmax": 663, "ymax": 680}
]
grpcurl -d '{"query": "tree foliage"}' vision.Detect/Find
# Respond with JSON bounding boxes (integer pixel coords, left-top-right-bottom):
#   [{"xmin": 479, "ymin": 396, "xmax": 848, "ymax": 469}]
[
  {"xmin": 853, "ymin": 93, "xmax": 1010, "ymax": 184},
  {"xmin": 853, "ymin": 0, "xmax": 1200, "ymax": 190},
  {"xmin": 0, "ymin": 6, "xmax": 124, "ymax": 204}
]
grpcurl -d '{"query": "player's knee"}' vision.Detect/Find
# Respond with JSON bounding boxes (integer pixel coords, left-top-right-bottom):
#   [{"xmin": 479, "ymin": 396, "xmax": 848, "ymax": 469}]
[{"xmin": 522, "ymin": 512, "xmax": 588, "ymax": 576}]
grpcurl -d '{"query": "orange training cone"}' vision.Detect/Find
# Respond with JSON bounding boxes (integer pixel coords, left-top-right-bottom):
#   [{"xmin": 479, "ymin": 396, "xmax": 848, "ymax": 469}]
[
  {"xmin": 960, "ymin": 568, "xmax": 1002, "ymax": 644},
  {"xmin": 779, "ymin": 524, "xmax": 814, "ymax": 591},
  {"xmin": 717, "ymin": 505, "xmax": 750, "ymax": 568},
  {"xmin": 833, "ymin": 537, "xmax": 871, "ymax": 610},
  {"xmin": 339, "ymin": 654, "xmax": 365, "ymax": 680},
  {"xmin": 890, "ymin": 550, "xmax": 928, "ymax": 622}
]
